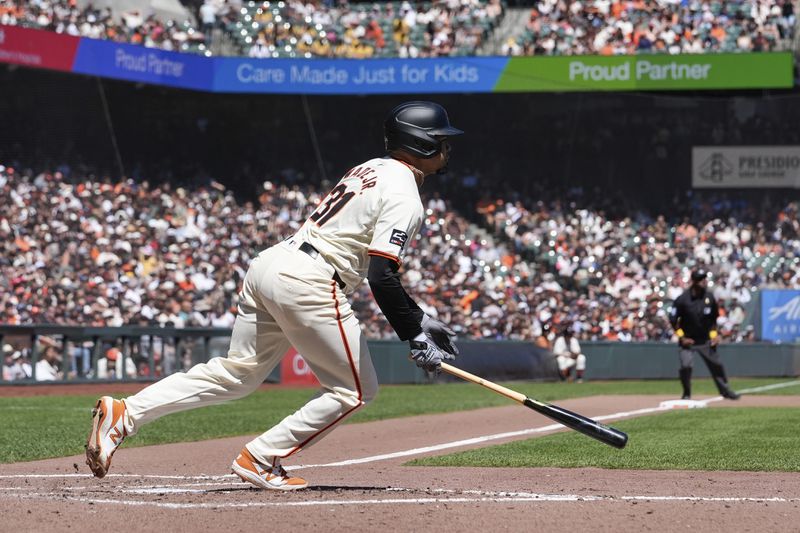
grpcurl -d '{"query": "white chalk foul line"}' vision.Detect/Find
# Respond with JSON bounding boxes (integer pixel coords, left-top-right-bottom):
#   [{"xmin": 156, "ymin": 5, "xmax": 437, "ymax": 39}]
[
  {"xmin": 736, "ymin": 380, "xmax": 800, "ymax": 394},
  {"xmin": 290, "ymin": 405, "xmax": 665, "ymax": 470},
  {"xmin": 621, "ymin": 495, "xmax": 799, "ymax": 503},
  {"xmin": 0, "ymin": 473, "xmax": 236, "ymax": 480},
  {"xmin": 9, "ymin": 489, "xmax": 799, "ymax": 510},
  {"xmin": 38, "ymin": 482, "xmax": 242, "ymax": 493},
  {"xmin": 288, "ymin": 423, "xmax": 569, "ymax": 470},
  {"xmin": 12, "ymin": 493, "xmax": 594, "ymax": 508},
  {"xmin": 408, "ymin": 488, "xmax": 800, "ymax": 503},
  {"xmin": 120, "ymin": 487, "xmax": 219, "ymax": 494},
  {"xmin": 691, "ymin": 380, "xmax": 800, "ymax": 408}
]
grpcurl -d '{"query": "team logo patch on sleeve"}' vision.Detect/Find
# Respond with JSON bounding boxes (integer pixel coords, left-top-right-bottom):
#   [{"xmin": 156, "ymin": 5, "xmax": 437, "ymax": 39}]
[{"xmin": 389, "ymin": 229, "xmax": 409, "ymax": 249}]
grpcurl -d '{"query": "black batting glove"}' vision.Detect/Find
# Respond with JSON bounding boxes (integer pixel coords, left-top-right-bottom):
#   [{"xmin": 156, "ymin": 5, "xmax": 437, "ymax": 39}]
[{"xmin": 421, "ymin": 314, "xmax": 459, "ymax": 357}]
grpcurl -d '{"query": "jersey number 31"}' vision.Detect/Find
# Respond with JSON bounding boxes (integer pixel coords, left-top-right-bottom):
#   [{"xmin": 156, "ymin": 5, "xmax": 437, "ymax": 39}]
[{"xmin": 310, "ymin": 184, "xmax": 356, "ymax": 226}]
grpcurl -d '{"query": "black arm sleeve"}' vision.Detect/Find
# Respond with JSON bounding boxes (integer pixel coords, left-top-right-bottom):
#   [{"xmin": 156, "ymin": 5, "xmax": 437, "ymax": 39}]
[
  {"xmin": 367, "ymin": 255, "xmax": 424, "ymax": 341},
  {"xmin": 668, "ymin": 294, "xmax": 683, "ymax": 330},
  {"xmin": 710, "ymin": 294, "xmax": 719, "ymax": 325}
]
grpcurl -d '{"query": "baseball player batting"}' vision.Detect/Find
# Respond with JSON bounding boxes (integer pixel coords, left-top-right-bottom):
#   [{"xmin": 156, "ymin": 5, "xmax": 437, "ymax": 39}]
[{"xmin": 86, "ymin": 101, "xmax": 463, "ymax": 490}]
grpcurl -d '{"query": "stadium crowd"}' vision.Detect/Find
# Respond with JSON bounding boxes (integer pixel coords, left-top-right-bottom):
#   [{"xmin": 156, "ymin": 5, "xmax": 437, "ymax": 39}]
[
  {"xmin": 1, "ymin": 0, "xmax": 503, "ymax": 57},
  {"xmin": 503, "ymin": 0, "xmax": 796, "ymax": 55},
  {"xmin": 476, "ymin": 184, "xmax": 800, "ymax": 343},
  {"xmin": 0, "ymin": 0, "xmax": 211, "ymax": 54},
  {"xmin": 239, "ymin": 0, "xmax": 503, "ymax": 58},
  {"xmin": 2, "ymin": 161, "xmax": 797, "ymax": 376},
  {"xmin": 11, "ymin": 0, "xmax": 795, "ymax": 58}
]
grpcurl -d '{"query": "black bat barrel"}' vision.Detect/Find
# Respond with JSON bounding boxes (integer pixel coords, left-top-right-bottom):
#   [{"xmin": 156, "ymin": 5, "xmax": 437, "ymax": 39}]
[{"xmin": 524, "ymin": 398, "xmax": 629, "ymax": 449}]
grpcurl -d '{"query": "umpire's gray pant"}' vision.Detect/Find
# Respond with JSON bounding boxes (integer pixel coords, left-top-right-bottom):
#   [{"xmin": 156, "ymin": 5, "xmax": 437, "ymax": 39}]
[{"xmin": 679, "ymin": 343, "xmax": 732, "ymax": 395}]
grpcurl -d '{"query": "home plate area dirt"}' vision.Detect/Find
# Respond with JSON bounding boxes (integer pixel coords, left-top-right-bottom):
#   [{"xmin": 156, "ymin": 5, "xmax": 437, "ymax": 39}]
[{"xmin": 3, "ymin": 394, "xmax": 800, "ymax": 532}]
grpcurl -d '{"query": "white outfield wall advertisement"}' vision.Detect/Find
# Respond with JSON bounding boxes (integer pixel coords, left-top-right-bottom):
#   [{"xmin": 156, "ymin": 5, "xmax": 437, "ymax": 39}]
[{"xmin": 692, "ymin": 146, "xmax": 800, "ymax": 188}]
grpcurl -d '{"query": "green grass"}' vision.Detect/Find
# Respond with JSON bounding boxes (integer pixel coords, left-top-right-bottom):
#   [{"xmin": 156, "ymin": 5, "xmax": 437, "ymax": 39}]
[
  {"xmin": 410, "ymin": 408, "xmax": 800, "ymax": 472},
  {"xmin": 453, "ymin": 377, "xmax": 800, "ymax": 403},
  {"xmin": 0, "ymin": 378, "xmax": 797, "ymax": 463}
]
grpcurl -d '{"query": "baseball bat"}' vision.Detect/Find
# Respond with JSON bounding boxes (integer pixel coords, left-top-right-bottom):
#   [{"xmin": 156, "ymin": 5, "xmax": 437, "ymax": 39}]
[{"xmin": 440, "ymin": 362, "xmax": 628, "ymax": 449}]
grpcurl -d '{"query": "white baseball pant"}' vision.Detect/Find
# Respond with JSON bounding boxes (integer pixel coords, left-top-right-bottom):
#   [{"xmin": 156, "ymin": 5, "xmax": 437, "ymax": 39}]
[
  {"xmin": 122, "ymin": 242, "xmax": 379, "ymax": 463},
  {"xmin": 557, "ymin": 353, "xmax": 586, "ymax": 372}
]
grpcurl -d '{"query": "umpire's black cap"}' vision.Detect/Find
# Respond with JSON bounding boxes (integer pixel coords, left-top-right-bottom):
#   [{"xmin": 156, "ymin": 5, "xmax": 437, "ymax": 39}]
[{"xmin": 690, "ymin": 269, "xmax": 708, "ymax": 282}]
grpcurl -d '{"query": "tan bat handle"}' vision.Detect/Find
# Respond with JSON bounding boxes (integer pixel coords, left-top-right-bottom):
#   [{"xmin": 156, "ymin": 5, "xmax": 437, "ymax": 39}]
[{"xmin": 440, "ymin": 362, "xmax": 527, "ymax": 404}]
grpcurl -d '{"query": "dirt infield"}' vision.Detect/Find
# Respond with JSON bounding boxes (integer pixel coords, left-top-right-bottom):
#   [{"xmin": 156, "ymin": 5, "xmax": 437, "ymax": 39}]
[{"xmin": 2, "ymin": 393, "xmax": 800, "ymax": 532}]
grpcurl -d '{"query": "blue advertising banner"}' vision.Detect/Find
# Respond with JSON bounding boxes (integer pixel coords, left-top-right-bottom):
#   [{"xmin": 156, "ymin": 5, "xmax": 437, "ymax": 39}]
[
  {"xmin": 761, "ymin": 290, "xmax": 800, "ymax": 342},
  {"xmin": 212, "ymin": 56, "xmax": 508, "ymax": 94},
  {"xmin": 4, "ymin": 26, "xmax": 791, "ymax": 94},
  {"xmin": 72, "ymin": 39, "xmax": 213, "ymax": 91}
]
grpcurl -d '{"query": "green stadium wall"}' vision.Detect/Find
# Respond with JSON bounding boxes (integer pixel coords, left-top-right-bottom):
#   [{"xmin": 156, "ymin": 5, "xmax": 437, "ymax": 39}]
[
  {"xmin": 580, "ymin": 341, "xmax": 800, "ymax": 380},
  {"xmin": 1, "ymin": 325, "xmax": 797, "ymax": 385},
  {"xmin": 365, "ymin": 341, "xmax": 800, "ymax": 384}
]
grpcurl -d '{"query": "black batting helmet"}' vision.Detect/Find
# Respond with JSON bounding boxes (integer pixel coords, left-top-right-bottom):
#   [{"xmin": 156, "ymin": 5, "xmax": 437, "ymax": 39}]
[{"xmin": 384, "ymin": 101, "xmax": 463, "ymax": 158}]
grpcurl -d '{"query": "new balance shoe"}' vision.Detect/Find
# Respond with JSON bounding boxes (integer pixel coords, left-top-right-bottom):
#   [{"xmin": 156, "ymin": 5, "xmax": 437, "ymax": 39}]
[
  {"xmin": 85, "ymin": 396, "xmax": 127, "ymax": 478},
  {"xmin": 231, "ymin": 448, "xmax": 308, "ymax": 491}
]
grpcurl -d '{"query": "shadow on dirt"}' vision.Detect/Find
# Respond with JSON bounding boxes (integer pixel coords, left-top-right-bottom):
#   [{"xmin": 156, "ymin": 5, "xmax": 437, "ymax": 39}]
[{"xmin": 213, "ymin": 485, "xmax": 395, "ymax": 494}]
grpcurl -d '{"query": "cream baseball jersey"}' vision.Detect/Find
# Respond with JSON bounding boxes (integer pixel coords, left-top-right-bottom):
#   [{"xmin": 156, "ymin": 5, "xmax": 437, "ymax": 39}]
[{"xmin": 290, "ymin": 157, "xmax": 424, "ymax": 292}]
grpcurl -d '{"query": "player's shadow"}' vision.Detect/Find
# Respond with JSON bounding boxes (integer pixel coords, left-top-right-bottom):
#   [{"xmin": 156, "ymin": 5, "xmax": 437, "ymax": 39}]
[
  {"xmin": 207, "ymin": 485, "xmax": 391, "ymax": 493},
  {"xmin": 304, "ymin": 485, "xmax": 394, "ymax": 492}
]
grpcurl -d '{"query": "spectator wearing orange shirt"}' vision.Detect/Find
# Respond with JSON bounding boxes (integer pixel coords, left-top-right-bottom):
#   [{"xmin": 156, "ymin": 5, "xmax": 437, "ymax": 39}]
[{"xmin": 365, "ymin": 20, "xmax": 385, "ymax": 49}]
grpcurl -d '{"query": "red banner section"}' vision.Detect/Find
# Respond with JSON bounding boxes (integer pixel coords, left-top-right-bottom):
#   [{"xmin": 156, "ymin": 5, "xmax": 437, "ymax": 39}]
[
  {"xmin": 280, "ymin": 348, "xmax": 319, "ymax": 386},
  {"xmin": 0, "ymin": 25, "xmax": 79, "ymax": 71}
]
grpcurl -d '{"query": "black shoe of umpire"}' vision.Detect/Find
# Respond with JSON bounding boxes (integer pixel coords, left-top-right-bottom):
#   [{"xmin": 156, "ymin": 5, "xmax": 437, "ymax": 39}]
[
  {"xmin": 722, "ymin": 390, "xmax": 741, "ymax": 400},
  {"xmin": 681, "ymin": 393, "xmax": 691, "ymax": 400}
]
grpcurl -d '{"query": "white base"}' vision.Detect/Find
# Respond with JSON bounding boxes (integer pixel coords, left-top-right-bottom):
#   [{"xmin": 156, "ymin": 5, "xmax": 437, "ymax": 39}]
[{"xmin": 659, "ymin": 399, "xmax": 708, "ymax": 409}]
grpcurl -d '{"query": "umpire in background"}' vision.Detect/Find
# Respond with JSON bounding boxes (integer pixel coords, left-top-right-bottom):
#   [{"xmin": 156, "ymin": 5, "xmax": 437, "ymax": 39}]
[{"xmin": 669, "ymin": 269, "xmax": 740, "ymax": 400}]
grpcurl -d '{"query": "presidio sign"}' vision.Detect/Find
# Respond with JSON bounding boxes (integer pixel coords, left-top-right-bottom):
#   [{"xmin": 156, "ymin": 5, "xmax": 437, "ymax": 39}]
[{"xmin": 692, "ymin": 146, "xmax": 800, "ymax": 188}]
